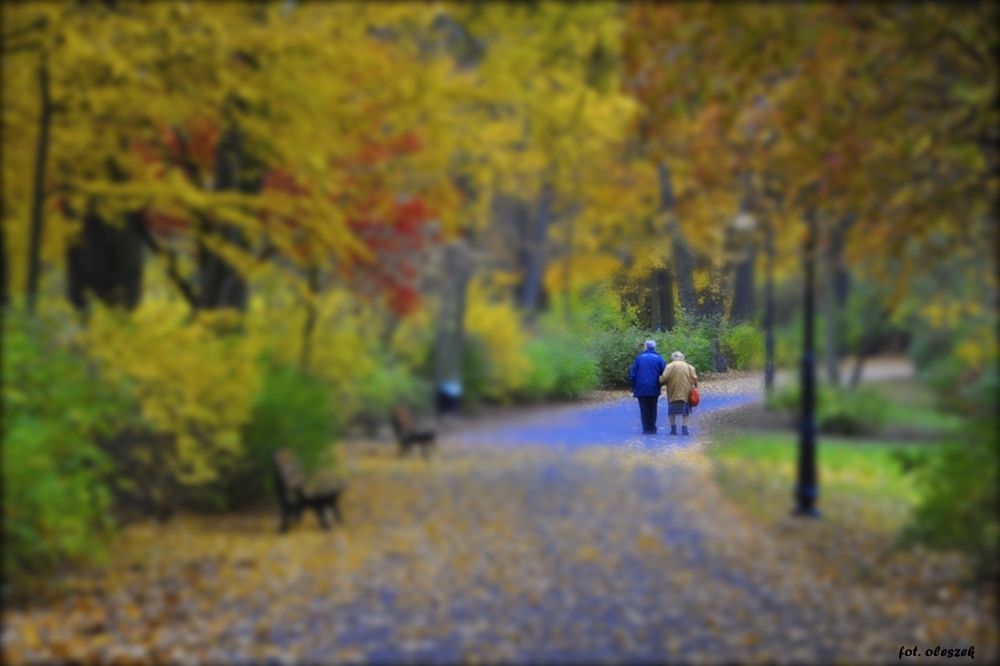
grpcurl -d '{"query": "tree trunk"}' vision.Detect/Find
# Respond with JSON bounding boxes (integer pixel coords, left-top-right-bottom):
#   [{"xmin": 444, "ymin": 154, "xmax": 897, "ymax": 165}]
[
  {"xmin": 729, "ymin": 242, "xmax": 756, "ymax": 323},
  {"xmin": 821, "ymin": 214, "xmax": 855, "ymax": 386},
  {"xmin": 651, "ymin": 268, "xmax": 674, "ymax": 331},
  {"xmin": 563, "ymin": 210, "xmax": 574, "ymax": 323},
  {"xmin": 197, "ymin": 224, "xmax": 248, "ymax": 310},
  {"xmin": 1, "ymin": 212, "xmax": 9, "ymax": 308},
  {"xmin": 299, "ymin": 263, "xmax": 320, "ymax": 373},
  {"xmin": 698, "ymin": 263, "xmax": 727, "ymax": 320},
  {"xmin": 518, "ymin": 182, "xmax": 553, "ymax": 317},
  {"xmin": 849, "ymin": 350, "xmax": 867, "ymax": 388},
  {"xmin": 820, "ymin": 261, "xmax": 840, "ymax": 387},
  {"xmin": 66, "ymin": 206, "xmax": 144, "ymax": 311},
  {"xmin": 712, "ymin": 337, "xmax": 729, "ymax": 373},
  {"xmin": 658, "ymin": 163, "xmax": 697, "ymax": 315},
  {"xmin": 26, "ymin": 57, "xmax": 51, "ymax": 314},
  {"xmin": 197, "ymin": 124, "xmax": 252, "ymax": 311},
  {"xmin": 672, "ymin": 232, "xmax": 697, "ymax": 316},
  {"xmin": 434, "ymin": 240, "xmax": 474, "ymax": 403}
]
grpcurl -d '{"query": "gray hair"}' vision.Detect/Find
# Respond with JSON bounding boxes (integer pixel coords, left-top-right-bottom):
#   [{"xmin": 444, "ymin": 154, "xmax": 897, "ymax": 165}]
[
  {"xmin": 644, "ymin": 339, "xmax": 657, "ymax": 350},
  {"xmin": 671, "ymin": 351, "xmax": 685, "ymax": 361}
]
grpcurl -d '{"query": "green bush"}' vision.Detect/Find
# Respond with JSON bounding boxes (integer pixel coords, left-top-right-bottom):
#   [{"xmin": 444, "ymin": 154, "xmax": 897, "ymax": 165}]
[
  {"xmin": 590, "ymin": 323, "xmax": 717, "ymax": 389},
  {"xmin": 352, "ymin": 360, "xmax": 432, "ymax": 431},
  {"xmin": 461, "ymin": 334, "xmax": 491, "ymax": 404},
  {"xmin": 721, "ymin": 323, "xmax": 764, "ymax": 370},
  {"xmin": 2, "ymin": 312, "xmax": 130, "ymax": 588},
  {"xmin": 521, "ymin": 329, "xmax": 598, "ymax": 401},
  {"xmin": 820, "ymin": 387, "xmax": 888, "ymax": 435},
  {"xmin": 902, "ymin": 418, "xmax": 999, "ymax": 578},
  {"xmin": 767, "ymin": 383, "xmax": 888, "ymax": 435},
  {"xmin": 591, "ymin": 326, "xmax": 647, "ymax": 389},
  {"xmin": 655, "ymin": 328, "xmax": 714, "ymax": 374},
  {"xmin": 900, "ymin": 335, "xmax": 999, "ymax": 577},
  {"xmin": 216, "ymin": 362, "xmax": 339, "ymax": 509},
  {"xmin": 566, "ymin": 286, "xmax": 640, "ymax": 334},
  {"xmin": 521, "ymin": 339, "xmax": 560, "ymax": 400}
]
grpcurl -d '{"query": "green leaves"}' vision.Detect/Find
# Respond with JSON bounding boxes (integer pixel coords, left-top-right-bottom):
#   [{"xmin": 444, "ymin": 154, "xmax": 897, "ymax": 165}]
[{"xmin": 2, "ymin": 308, "xmax": 122, "ymax": 585}]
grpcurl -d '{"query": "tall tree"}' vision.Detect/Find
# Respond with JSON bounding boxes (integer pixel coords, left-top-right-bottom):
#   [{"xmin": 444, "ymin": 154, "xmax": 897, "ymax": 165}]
[{"xmin": 453, "ymin": 1, "xmax": 642, "ymax": 318}]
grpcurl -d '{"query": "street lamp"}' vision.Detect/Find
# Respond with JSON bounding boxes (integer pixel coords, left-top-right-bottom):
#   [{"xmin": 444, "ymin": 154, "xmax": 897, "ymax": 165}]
[{"xmin": 795, "ymin": 206, "xmax": 820, "ymax": 517}]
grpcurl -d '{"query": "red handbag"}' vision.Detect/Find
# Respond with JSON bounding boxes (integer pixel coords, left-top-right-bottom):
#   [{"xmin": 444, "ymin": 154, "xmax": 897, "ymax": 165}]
[{"xmin": 688, "ymin": 387, "xmax": 700, "ymax": 407}]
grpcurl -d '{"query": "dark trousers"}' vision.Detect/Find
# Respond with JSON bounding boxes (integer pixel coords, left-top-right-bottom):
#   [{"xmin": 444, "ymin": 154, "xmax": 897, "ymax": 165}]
[{"xmin": 637, "ymin": 396, "xmax": 659, "ymax": 433}]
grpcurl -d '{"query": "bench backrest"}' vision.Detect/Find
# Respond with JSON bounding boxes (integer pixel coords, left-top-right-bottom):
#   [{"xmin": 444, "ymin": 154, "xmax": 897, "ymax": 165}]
[{"xmin": 273, "ymin": 449, "xmax": 306, "ymax": 502}]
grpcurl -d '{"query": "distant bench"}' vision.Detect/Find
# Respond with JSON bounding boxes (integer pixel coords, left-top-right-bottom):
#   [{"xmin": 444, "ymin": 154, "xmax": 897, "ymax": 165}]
[
  {"xmin": 272, "ymin": 449, "xmax": 344, "ymax": 533},
  {"xmin": 391, "ymin": 404, "xmax": 437, "ymax": 457}
]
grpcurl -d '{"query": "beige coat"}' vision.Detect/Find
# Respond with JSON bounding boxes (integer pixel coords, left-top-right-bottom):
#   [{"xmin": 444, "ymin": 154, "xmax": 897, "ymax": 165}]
[{"xmin": 661, "ymin": 360, "xmax": 698, "ymax": 403}]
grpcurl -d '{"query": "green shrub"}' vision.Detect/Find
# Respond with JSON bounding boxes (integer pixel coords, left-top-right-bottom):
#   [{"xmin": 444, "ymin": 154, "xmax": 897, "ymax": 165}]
[
  {"xmin": 2, "ymin": 312, "xmax": 129, "ymax": 589},
  {"xmin": 767, "ymin": 383, "xmax": 887, "ymax": 435},
  {"xmin": 820, "ymin": 387, "xmax": 888, "ymax": 435},
  {"xmin": 550, "ymin": 343, "xmax": 599, "ymax": 399},
  {"xmin": 215, "ymin": 362, "xmax": 339, "ymax": 509},
  {"xmin": 900, "ymin": 346, "xmax": 999, "ymax": 578},
  {"xmin": 521, "ymin": 329, "xmax": 598, "ymax": 401},
  {"xmin": 352, "ymin": 360, "xmax": 432, "ymax": 430},
  {"xmin": 591, "ymin": 326, "xmax": 647, "ymax": 389},
  {"xmin": 522, "ymin": 340, "xmax": 560, "ymax": 400},
  {"xmin": 461, "ymin": 334, "xmax": 491, "ymax": 404},
  {"xmin": 721, "ymin": 323, "xmax": 764, "ymax": 370},
  {"xmin": 655, "ymin": 329, "xmax": 714, "ymax": 374},
  {"xmin": 902, "ymin": 418, "xmax": 999, "ymax": 578},
  {"xmin": 590, "ymin": 323, "xmax": 717, "ymax": 389},
  {"xmin": 567, "ymin": 286, "xmax": 640, "ymax": 334}
]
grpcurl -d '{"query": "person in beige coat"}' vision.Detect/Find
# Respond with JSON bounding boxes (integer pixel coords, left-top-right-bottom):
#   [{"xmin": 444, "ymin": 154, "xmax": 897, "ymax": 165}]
[{"xmin": 660, "ymin": 351, "xmax": 698, "ymax": 436}]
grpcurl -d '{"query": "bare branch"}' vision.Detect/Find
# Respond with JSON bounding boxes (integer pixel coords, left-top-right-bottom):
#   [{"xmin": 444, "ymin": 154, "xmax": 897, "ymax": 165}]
[
  {"xmin": 1, "ymin": 40, "xmax": 42, "ymax": 55},
  {"xmin": 1, "ymin": 16, "xmax": 47, "ymax": 45},
  {"xmin": 135, "ymin": 220, "xmax": 200, "ymax": 310}
]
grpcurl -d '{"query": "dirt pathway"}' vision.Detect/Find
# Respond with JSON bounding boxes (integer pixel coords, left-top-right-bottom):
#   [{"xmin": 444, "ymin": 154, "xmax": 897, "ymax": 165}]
[{"xmin": 4, "ymin": 357, "xmax": 995, "ymax": 664}]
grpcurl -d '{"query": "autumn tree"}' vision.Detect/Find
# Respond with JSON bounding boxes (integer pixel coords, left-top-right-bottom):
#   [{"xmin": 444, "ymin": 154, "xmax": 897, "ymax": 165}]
[
  {"xmin": 621, "ymin": 1, "xmax": 996, "ymax": 365},
  {"xmin": 444, "ymin": 2, "xmax": 643, "ymax": 320}
]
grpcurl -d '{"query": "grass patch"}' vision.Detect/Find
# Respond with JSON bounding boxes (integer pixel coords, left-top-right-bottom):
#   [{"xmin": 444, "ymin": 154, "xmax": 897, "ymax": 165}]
[
  {"xmin": 766, "ymin": 377, "xmax": 963, "ymax": 438},
  {"xmin": 708, "ymin": 431, "xmax": 931, "ymax": 531},
  {"xmin": 865, "ymin": 378, "xmax": 964, "ymax": 433}
]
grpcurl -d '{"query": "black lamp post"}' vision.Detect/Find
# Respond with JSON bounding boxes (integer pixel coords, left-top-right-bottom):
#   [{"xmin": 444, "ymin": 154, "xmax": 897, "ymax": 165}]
[{"xmin": 795, "ymin": 206, "xmax": 820, "ymax": 517}]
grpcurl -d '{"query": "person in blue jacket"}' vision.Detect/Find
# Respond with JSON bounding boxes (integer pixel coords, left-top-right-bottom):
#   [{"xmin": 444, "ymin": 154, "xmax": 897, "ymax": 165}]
[{"xmin": 628, "ymin": 339, "xmax": 667, "ymax": 434}]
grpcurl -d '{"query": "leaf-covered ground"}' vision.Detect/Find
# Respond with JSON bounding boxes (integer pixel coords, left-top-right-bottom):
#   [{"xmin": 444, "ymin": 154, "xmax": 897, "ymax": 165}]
[{"xmin": 4, "ymin": 371, "xmax": 996, "ymax": 664}]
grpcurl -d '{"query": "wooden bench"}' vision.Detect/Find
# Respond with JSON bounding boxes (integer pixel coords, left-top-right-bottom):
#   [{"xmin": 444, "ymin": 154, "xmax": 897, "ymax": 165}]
[
  {"xmin": 391, "ymin": 404, "xmax": 437, "ymax": 457},
  {"xmin": 272, "ymin": 449, "xmax": 344, "ymax": 533}
]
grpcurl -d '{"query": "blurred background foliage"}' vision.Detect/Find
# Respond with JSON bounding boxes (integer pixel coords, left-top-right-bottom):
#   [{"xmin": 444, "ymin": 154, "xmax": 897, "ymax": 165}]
[{"xmin": 2, "ymin": 0, "xmax": 997, "ymax": 593}]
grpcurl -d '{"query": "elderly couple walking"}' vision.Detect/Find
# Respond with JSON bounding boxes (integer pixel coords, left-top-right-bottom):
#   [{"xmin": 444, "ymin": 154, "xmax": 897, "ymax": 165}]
[{"xmin": 627, "ymin": 340, "xmax": 698, "ymax": 435}]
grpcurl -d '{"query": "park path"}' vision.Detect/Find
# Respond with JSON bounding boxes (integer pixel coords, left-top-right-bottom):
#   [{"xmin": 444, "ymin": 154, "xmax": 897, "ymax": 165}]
[
  {"xmin": 3, "ymin": 358, "xmax": 995, "ymax": 664},
  {"xmin": 446, "ymin": 355, "xmax": 914, "ymax": 450}
]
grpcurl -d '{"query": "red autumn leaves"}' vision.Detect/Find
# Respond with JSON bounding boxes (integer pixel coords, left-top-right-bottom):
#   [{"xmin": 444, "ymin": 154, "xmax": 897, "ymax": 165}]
[{"xmin": 125, "ymin": 117, "xmax": 437, "ymax": 317}]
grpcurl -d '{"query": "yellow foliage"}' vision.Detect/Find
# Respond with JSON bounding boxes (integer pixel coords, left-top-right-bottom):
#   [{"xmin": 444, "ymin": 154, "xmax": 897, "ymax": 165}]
[
  {"xmin": 543, "ymin": 253, "xmax": 620, "ymax": 296},
  {"xmin": 84, "ymin": 300, "xmax": 261, "ymax": 485},
  {"xmin": 464, "ymin": 278, "xmax": 532, "ymax": 399},
  {"xmin": 246, "ymin": 286, "xmax": 377, "ymax": 423},
  {"xmin": 390, "ymin": 307, "xmax": 435, "ymax": 372},
  {"xmin": 955, "ymin": 337, "xmax": 996, "ymax": 369}
]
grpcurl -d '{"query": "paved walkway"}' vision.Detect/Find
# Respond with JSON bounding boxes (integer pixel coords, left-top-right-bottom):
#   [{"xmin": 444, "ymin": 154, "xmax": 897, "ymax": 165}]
[{"xmin": 452, "ymin": 390, "xmax": 757, "ymax": 449}]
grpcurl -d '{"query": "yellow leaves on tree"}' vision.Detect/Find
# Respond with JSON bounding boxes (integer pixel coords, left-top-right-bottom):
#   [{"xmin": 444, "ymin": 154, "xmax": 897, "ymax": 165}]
[
  {"xmin": 84, "ymin": 301, "xmax": 260, "ymax": 485},
  {"xmin": 463, "ymin": 278, "xmax": 532, "ymax": 401},
  {"xmin": 246, "ymin": 286, "xmax": 377, "ymax": 423}
]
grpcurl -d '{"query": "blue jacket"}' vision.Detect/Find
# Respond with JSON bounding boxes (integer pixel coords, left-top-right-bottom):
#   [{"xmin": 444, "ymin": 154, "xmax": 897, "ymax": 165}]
[{"xmin": 628, "ymin": 349, "xmax": 666, "ymax": 397}]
